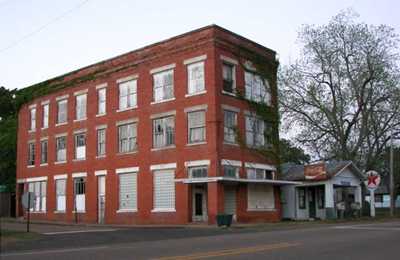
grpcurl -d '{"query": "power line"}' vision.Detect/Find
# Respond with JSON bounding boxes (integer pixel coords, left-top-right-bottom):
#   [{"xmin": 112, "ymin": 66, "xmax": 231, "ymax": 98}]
[{"xmin": 0, "ymin": 0, "xmax": 90, "ymax": 54}]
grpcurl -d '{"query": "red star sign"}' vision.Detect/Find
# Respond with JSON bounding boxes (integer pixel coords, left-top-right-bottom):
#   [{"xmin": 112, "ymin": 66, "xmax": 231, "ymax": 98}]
[{"xmin": 368, "ymin": 175, "xmax": 379, "ymax": 186}]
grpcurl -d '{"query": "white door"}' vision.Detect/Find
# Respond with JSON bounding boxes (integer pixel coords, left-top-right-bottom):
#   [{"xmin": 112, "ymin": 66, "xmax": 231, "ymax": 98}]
[
  {"xmin": 224, "ymin": 186, "xmax": 237, "ymax": 219},
  {"xmin": 98, "ymin": 176, "xmax": 106, "ymax": 224}
]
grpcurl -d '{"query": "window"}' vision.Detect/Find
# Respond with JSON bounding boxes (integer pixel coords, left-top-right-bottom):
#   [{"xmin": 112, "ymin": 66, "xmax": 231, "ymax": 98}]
[
  {"xmin": 188, "ymin": 166, "xmax": 208, "ymax": 178},
  {"xmin": 75, "ymin": 94, "xmax": 87, "ymax": 120},
  {"xmin": 188, "ymin": 111, "xmax": 206, "ymax": 144},
  {"xmin": 119, "ymin": 173, "xmax": 137, "ymax": 210},
  {"xmin": 153, "ymin": 116, "xmax": 175, "ymax": 148},
  {"xmin": 56, "ymin": 179, "xmax": 66, "ymax": 212},
  {"xmin": 28, "ymin": 181, "xmax": 46, "ymax": 212},
  {"xmin": 223, "ymin": 165, "xmax": 239, "ymax": 178},
  {"xmin": 224, "ymin": 110, "xmax": 237, "ymax": 143},
  {"xmin": 28, "ymin": 142, "xmax": 35, "ymax": 166},
  {"xmin": 29, "ymin": 108, "xmax": 36, "ymax": 131},
  {"xmin": 42, "ymin": 104, "xmax": 49, "ymax": 128},
  {"xmin": 245, "ymin": 71, "xmax": 271, "ymax": 104},
  {"xmin": 56, "ymin": 136, "xmax": 67, "ymax": 162},
  {"xmin": 153, "ymin": 70, "xmax": 174, "ymax": 102},
  {"xmin": 246, "ymin": 168, "xmax": 274, "ymax": 180},
  {"xmin": 40, "ymin": 140, "xmax": 48, "ymax": 164},
  {"xmin": 57, "ymin": 99, "xmax": 68, "ymax": 124},
  {"xmin": 98, "ymin": 88, "xmax": 106, "ymax": 115},
  {"xmin": 187, "ymin": 62, "xmax": 205, "ymax": 95},
  {"xmin": 222, "ymin": 63, "xmax": 235, "ymax": 93},
  {"xmin": 73, "ymin": 177, "xmax": 85, "ymax": 212},
  {"xmin": 118, "ymin": 123, "xmax": 137, "ymax": 153},
  {"xmin": 119, "ymin": 80, "xmax": 137, "ymax": 110},
  {"xmin": 153, "ymin": 170, "xmax": 175, "ymax": 211},
  {"xmin": 97, "ymin": 128, "xmax": 106, "ymax": 156},
  {"xmin": 74, "ymin": 133, "xmax": 86, "ymax": 160},
  {"xmin": 317, "ymin": 186, "xmax": 325, "ymax": 209},
  {"xmin": 298, "ymin": 188, "xmax": 306, "ymax": 209},
  {"xmin": 247, "ymin": 184, "xmax": 275, "ymax": 210},
  {"xmin": 246, "ymin": 116, "xmax": 272, "ymax": 148}
]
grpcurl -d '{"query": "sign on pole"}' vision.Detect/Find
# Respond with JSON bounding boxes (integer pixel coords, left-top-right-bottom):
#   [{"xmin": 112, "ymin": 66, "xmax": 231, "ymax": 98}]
[{"xmin": 365, "ymin": 170, "xmax": 381, "ymax": 218}]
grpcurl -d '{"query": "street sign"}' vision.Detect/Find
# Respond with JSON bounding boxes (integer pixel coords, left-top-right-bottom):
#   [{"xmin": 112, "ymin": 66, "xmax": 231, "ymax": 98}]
[
  {"xmin": 21, "ymin": 192, "xmax": 35, "ymax": 209},
  {"xmin": 365, "ymin": 170, "xmax": 381, "ymax": 190}
]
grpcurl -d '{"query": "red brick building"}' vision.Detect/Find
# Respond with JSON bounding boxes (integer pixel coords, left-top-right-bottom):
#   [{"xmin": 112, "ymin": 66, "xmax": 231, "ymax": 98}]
[{"xmin": 16, "ymin": 25, "xmax": 295, "ymax": 225}]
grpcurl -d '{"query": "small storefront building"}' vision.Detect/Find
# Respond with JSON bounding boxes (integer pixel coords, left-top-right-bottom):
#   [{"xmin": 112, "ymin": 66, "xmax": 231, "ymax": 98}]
[{"xmin": 281, "ymin": 161, "xmax": 365, "ymax": 220}]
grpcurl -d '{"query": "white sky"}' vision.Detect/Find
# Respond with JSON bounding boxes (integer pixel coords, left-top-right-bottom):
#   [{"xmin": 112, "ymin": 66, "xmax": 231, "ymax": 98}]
[{"xmin": 0, "ymin": 0, "xmax": 399, "ymax": 90}]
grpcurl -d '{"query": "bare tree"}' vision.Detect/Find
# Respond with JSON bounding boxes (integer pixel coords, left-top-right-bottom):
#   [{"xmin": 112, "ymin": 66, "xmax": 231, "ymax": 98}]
[{"xmin": 280, "ymin": 9, "xmax": 400, "ymax": 170}]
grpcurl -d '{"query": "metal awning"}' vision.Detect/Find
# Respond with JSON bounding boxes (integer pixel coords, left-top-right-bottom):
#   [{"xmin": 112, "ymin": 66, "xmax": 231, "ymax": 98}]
[{"xmin": 175, "ymin": 177, "xmax": 301, "ymax": 185}]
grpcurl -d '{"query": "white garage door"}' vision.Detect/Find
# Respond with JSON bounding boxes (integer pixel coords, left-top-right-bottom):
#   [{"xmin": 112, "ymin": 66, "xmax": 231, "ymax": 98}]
[{"xmin": 224, "ymin": 186, "xmax": 236, "ymax": 216}]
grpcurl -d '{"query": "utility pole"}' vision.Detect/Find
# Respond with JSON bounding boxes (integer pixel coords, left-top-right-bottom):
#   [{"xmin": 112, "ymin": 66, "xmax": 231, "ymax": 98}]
[{"xmin": 389, "ymin": 130, "xmax": 395, "ymax": 217}]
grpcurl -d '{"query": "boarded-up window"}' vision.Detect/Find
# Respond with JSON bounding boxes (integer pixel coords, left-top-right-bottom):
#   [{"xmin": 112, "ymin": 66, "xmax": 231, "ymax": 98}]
[
  {"xmin": 247, "ymin": 184, "xmax": 275, "ymax": 210},
  {"xmin": 119, "ymin": 173, "xmax": 137, "ymax": 210},
  {"xmin": 56, "ymin": 179, "xmax": 66, "ymax": 212},
  {"xmin": 153, "ymin": 170, "xmax": 175, "ymax": 211}
]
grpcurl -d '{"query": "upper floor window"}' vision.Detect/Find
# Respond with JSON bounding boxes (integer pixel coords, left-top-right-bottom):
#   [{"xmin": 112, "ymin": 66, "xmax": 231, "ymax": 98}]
[
  {"xmin": 187, "ymin": 62, "xmax": 205, "ymax": 95},
  {"xmin": 245, "ymin": 71, "xmax": 271, "ymax": 104},
  {"xmin": 153, "ymin": 70, "xmax": 174, "ymax": 102},
  {"xmin": 188, "ymin": 166, "xmax": 208, "ymax": 178},
  {"xmin": 56, "ymin": 136, "xmax": 67, "ymax": 162},
  {"xmin": 28, "ymin": 142, "xmax": 35, "ymax": 166},
  {"xmin": 97, "ymin": 88, "xmax": 106, "ymax": 115},
  {"xmin": 223, "ymin": 165, "xmax": 240, "ymax": 178},
  {"xmin": 118, "ymin": 123, "xmax": 137, "ymax": 153},
  {"xmin": 222, "ymin": 63, "xmax": 235, "ymax": 93},
  {"xmin": 247, "ymin": 168, "xmax": 274, "ymax": 180},
  {"xmin": 75, "ymin": 94, "xmax": 87, "ymax": 120},
  {"xmin": 245, "ymin": 115, "xmax": 272, "ymax": 148},
  {"xmin": 119, "ymin": 80, "xmax": 137, "ymax": 110},
  {"xmin": 74, "ymin": 133, "xmax": 86, "ymax": 160},
  {"xmin": 40, "ymin": 140, "xmax": 48, "ymax": 164},
  {"xmin": 42, "ymin": 104, "xmax": 49, "ymax": 129},
  {"xmin": 57, "ymin": 99, "xmax": 68, "ymax": 124},
  {"xmin": 97, "ymin": 128, "xmax": 106, "ymax": 157},
  {"xmin": 29, "ymin": 108, "xmax": 36, "ymax": 131},
  {"xmin": 188, "ymin": 110, "xmax": 206, "ymax": 144},
  {"xmin": 153, "ymin": 116, "xmax": 175, "ymax": 148},
  {"xmin": 224, "ymin": 110, "xmax": 237, "ymax": 144}
]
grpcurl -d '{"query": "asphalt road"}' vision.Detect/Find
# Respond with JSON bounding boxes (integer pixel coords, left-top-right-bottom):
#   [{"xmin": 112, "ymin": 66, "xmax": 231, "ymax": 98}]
[{"xmin": 2, "ymin": 221, "xmax": 400, "ymax": 260}]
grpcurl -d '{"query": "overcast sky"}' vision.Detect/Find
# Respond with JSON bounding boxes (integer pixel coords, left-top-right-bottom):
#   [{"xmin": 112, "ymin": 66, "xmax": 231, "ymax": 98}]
[{"xmin": 1, "ymin": 0, "xmax": 399, "ymax": 90}]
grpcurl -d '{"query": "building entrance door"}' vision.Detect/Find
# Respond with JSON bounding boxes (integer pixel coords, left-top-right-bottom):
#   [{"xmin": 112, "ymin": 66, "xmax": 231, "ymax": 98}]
[
  {"xmin": 308, "ymin": 188, "xmax": 316, "ymax": 218},
  {"xmin": 192, "ymin": 185, "xmax": 207, "ymax": 222}
]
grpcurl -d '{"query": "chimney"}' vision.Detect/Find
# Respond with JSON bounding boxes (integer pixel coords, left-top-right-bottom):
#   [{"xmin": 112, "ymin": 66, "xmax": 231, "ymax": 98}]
[{"xmin": 304, "ymin": 162, "xmax": 327, "ymax": 181}]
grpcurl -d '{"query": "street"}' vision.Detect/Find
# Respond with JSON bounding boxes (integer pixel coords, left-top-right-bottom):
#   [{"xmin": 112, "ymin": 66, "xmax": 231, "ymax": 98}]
[{"xmin": 1, "ymin": 220, "xmax": 399, "ymax": 259}]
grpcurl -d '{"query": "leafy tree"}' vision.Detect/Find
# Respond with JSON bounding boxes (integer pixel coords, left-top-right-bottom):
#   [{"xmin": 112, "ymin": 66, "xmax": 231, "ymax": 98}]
[
  {"xmin": 279, "ymin": 138, "xmax": 311, "ymax": 164},
  {"xmin": 280, "ymin": 9, "xmax": 400, "ymax": 170}
]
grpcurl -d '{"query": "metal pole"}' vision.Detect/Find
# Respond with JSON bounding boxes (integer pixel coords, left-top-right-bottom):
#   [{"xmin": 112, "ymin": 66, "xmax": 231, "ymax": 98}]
[
  {"xmin": 27, "ymin": 193, "xmax": 30, "ymax": 233},
  {"xmin": 370, "ymin": 189, "xmax": 375, "ymax": 217},
  {"xmin": 389, "ymin": 130, "xmax": 395, "ymax": 217}
]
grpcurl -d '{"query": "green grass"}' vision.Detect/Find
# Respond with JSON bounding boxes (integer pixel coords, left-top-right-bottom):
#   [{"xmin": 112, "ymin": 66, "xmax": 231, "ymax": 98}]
[{"xmin": 1, "ymin": 229, "xmax": 39, "ymax": 245}]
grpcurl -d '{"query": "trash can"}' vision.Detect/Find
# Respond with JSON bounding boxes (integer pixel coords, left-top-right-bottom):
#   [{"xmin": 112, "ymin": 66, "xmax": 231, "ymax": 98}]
[{"xmin": 216, "ymin": 214, "xmax": 233, "ymax": 227}]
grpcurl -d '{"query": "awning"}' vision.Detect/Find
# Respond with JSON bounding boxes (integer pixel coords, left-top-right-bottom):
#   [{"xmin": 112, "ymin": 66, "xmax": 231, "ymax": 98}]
[{"xmin": 175, "ymin": 177, "xmax": 301, "ymax": 185}]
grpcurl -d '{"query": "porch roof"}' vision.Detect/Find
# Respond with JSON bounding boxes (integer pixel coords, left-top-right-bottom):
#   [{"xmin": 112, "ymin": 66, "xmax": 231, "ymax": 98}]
[{"xmin": 175, "ymin": 177, "xmax": 301, "ymax": 185}]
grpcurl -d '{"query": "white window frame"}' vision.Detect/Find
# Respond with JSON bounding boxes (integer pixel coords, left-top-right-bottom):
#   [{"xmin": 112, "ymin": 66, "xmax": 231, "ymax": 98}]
[
  {"xmin": 56, "ymin": 136, "xmax": 67, "ymax": 162},
  {"xmin": 222, "ymin": 62, "xmax": 236, "ymax": 94},
  {"xmin": 57, "ymin": 99, "xmax": 68, "ymax": 124},
  {"xmin": 224, "ymin": 110, "xmax": 238, "ymax": 144},
  {"xmin": 28, "ymin": 142, "xmax": 35, "ymax": 166},
  {"xmin": 245, "ymin": 71, "xmax": 271, "ymax": 104},
  {"xmin": 28, "ymin": 181, "xmax": 46, "ymax": 212},
  {"xmin": 74, "ymin": 133, "xmax": 86, "ymax": 160},
  {"xmin": 40, "ymin": 140, "xmax": 48, "ymax": 165},
  {"xmin": 188, "ymin": 166, "xmax": 208, "ymax": 178},
  {"xmin": 187, "ymin": 110, "xmax": 206, "ymax": 144},
  {"xmin": 118, "ymin": 123, "xmax": 137, "ymax": 153},
  {"xmin": 73, "ymin": 177, "xmax": 86, "ymax": 212},
  {"xmin": 152, "ymin": 69, "xmax": 174, "ymax": 103},
  {"xmin": 97, "ymin": 87, "xmax": 107, "ymax": 115},
  {"xmin": 223, "ymin": 165, "xmax": 240, "ymax": 178},
  {"xmin": 152, "ymin": 170, "xmax": 176, "ymax": 212},
  {"xmin": 246, "ymin": 168, "xmax": 275, "ymax": 180},
  {"xmin": 42, "ymin": 104, "xmax": 49, "ymax": 129},
  {"xmin": 97, "ymin": 128, "xmax": 106, "ymax": 157},
  {"xmin": 153, "ymin": 116, "xmax": 175, "ymax": 148},
  {"xmin": 55, "ymin": 179, "xmax": 66, "ymax": 212},
  {"xmin": 75, "ymin": 94, "xmax": 87, "ymax": 121},
  {"xmin": 118, "ymin": 79, "xmax": 137, "ymax": 111},
  {"xmin": 187, "ymin": 62, "xmax": 205, "ymax": 95},
  {"xmin": 245, "ymin": 115, "xmax": 266, "ymax": 148},
  {"xmin": 29, "ymin": 108, "xmax": 36, "ymax": 131}
]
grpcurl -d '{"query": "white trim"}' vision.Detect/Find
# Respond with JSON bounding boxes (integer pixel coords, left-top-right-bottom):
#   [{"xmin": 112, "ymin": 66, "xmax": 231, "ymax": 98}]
[
  {"xmin": 150, "ymin": 110, "xmax": 176, "ymax": 119},
  {"xmin": 185, "ymin": 160, "xmax": 210, "ymax": 168},
  {"xmin": 151, "ymin": 145, "xmax": 176, "ymax": 152},
  {"xmin": 95, "ymin": 83, "xmax": 108, "ymax": 89},
  {"xmin": 244, "ymin": 162, "xmax": 276, "ymax": 171},
  {"xmin": 55, "ymin": 132, "xmax": 68, "ymax": 138},
  {"xmin": 40, "ymin": 136, "xmax": 49, "ymax": 141},
  {"xmin": 26, "ymin": 176, "xmax": 48, "ymax": 182},
  {"xmin": 150, "ymin": 163, "xmax": 177, "ymax": 171},
  {"xmin": 221, "ymin": 159, "xmax": 242, "ymax": 167},
  {"xmin": 96, "ymin": 124, "xmax": 107, "ymax": 130},
  {"xmin": 116, "ymin": 118, "xmax": 138, "ymax": 126},
  {"xmin": 28, "ymin": 104, "xmax": 37, "ymax": 109},
  {"xmin": 221, "ymin": 90, "xmax": 237, "ymax": 97},
  {"xmin": 221, "ymin": 104, "xmax": 240, "ymax": 113},
  {"xmin": 73, "ymin": 89, "xmax": 88, "ymax": 96},
  {"xmin": 151, "ymin": 208, "xmax": 176, "ymax": 213},
  {"xmin": 72, "ymin": 172, "xmax": 87, "ymax": 178},
  {"xmin": 184, "ymin": 104, "xmax": 208, "ymax": 113},
  {"xmin": 54, "ymin": 161, "xmax": 67, "ymax": 165},
  {"xmin": 95, "ymin": 170, "xmax": 107, "ymax": 176},
  {"xmin": 244, "ymin": 110, "xmax": 258, "ymax": 117},
  {"xmin": 40, "ymin": 100, "xmax": 50, "ymax": 105},
  {"xmin": 27, "ymin": 165, "xmax": 35, "ymax": 168},
  {"xmin": 55, "ymin": 122, "xmax": 68, "ymax": 127},
  {"xmin": 116, "ymin": 209, "xmax": 137, "ymax": 213},
  {"xmin": 185, "ymin": 90, "xmax": 207, "ymax": 98},
  {"xmin": 28, "ymin": 139, "xmax": 35, "ymax": 144},
  {"xmin": 116, "ymin": 106, "xmax": 138, "ymax": 113},
  {"xmin": 150, "ymin": 63, "xmax": 176, "ymax": 74},
  {"xmin": 220, "ymin": 55, "xmax": 239, "ymax": 65},
  {"xmin": 175, "ymin": 176, "xmax": 300, "ymax": 185},
  {"xmin": 73, "ymin": 128, "xmax": 87, "ymax": 134},
  {"xmin": 116, "ymin": 74, "xmax": 139, "ymax": 83},
  {"xmin": 56, "ymin": 94, "xmax": 69, "ymax": 101},
  {"xmin": 183, "ymin": 54, "xmax": 207, "ymax": 65},
  {"xmin": 40, "ymin": 163, "xmax": 48, "ymax": 167},
  {"xmin": 116, "ymin": 167, "xmax": 139, "ymax": 174},
  {"xmin": 73, "ymin": 118, "xmax": 87, "ymax": 122},
  {"xmin": 17, "ymin": 178, "xmax": 26, "ymax": 184},
  {"xmin": 150, "ymin": 97, "xmax": 176, "ymax": 105},
  {"xmin": 54, "ymin": 174, "xmax": 68, "ymax": 180}
]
